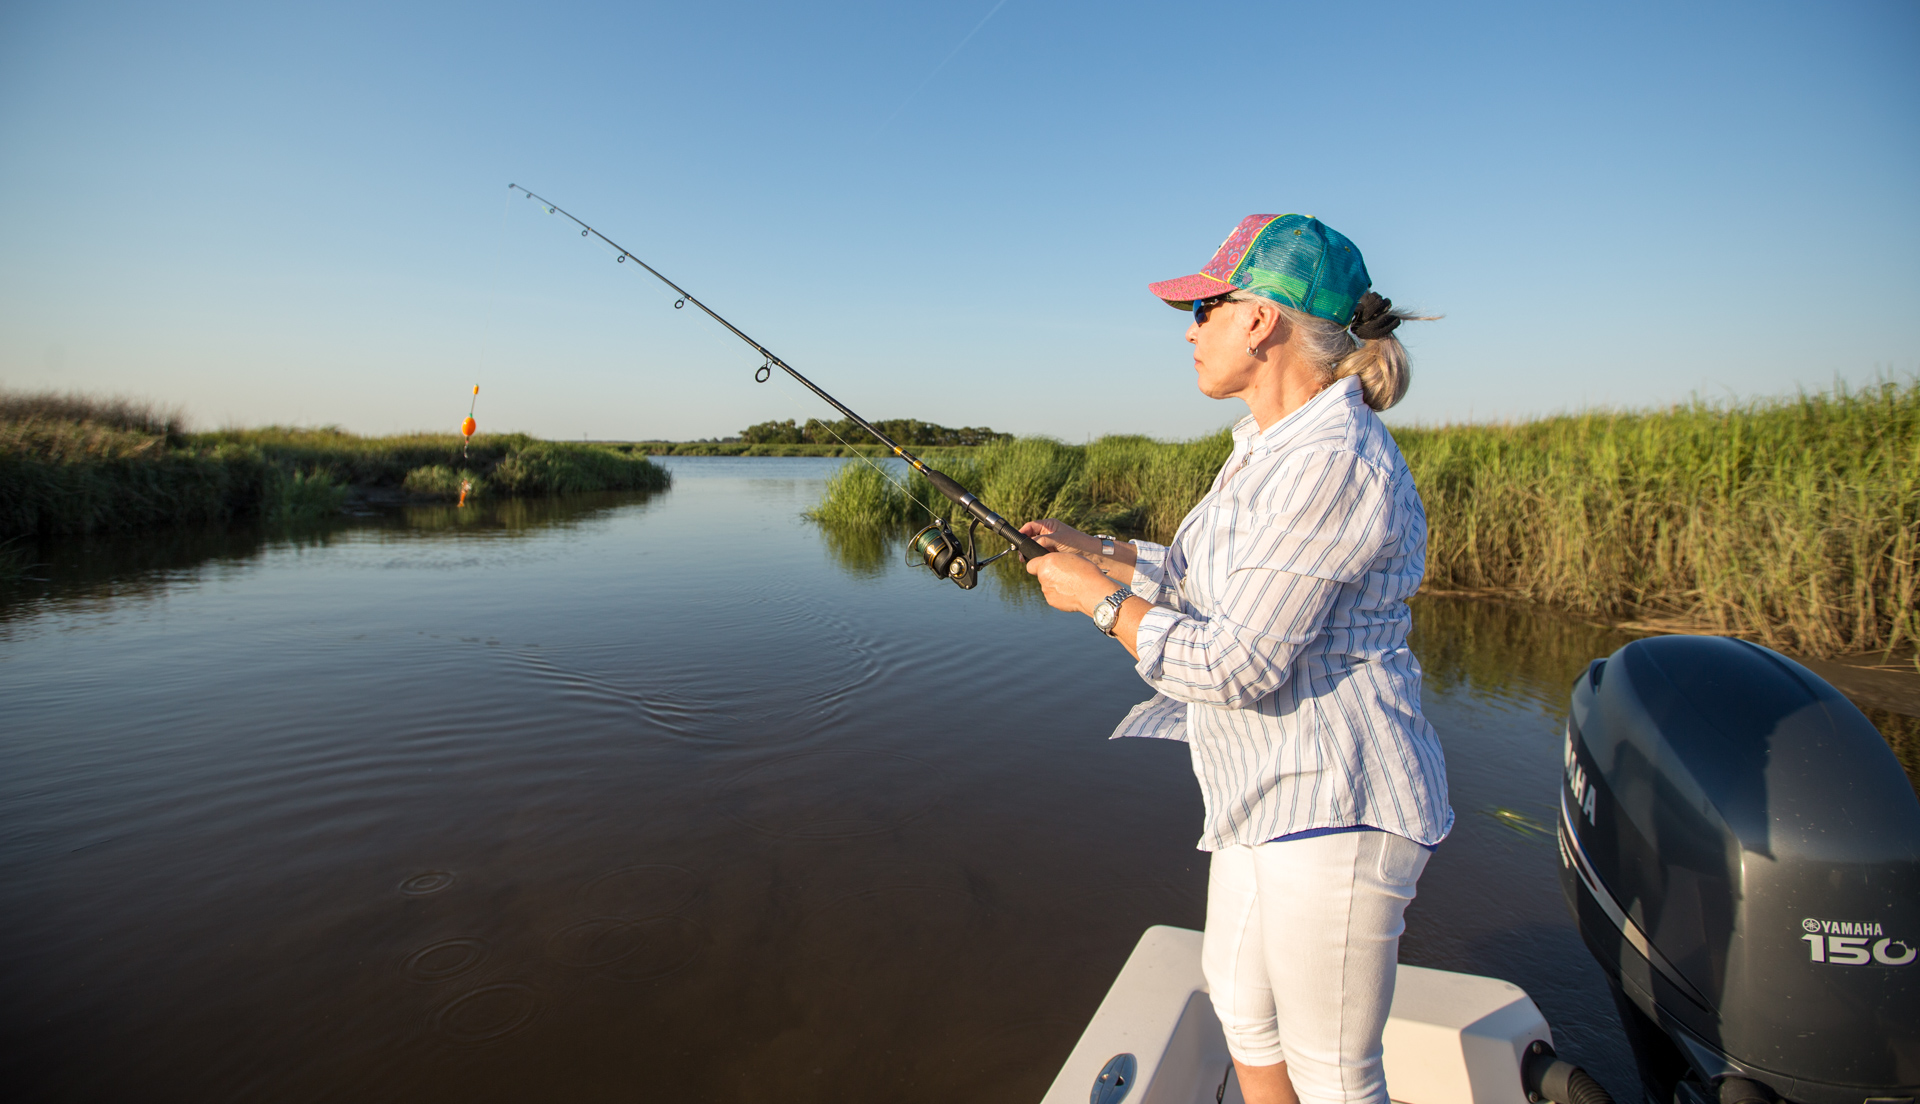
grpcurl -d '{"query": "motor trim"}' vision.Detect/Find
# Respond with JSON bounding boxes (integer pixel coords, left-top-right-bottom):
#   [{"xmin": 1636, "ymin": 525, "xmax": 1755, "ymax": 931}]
[{"xmin": 1558, "ymin": 790, "xmax": 1713, "ymax": 1011}]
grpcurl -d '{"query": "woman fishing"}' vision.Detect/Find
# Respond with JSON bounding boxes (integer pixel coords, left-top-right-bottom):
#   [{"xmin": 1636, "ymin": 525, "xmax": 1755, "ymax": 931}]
[{"xmin": 1021, "ymin": 215, "xmax": 1452, "ymax": 1104}]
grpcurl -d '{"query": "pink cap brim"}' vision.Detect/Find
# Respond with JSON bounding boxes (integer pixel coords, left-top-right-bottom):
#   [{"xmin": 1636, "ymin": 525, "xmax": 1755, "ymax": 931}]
[{"xmin": 1146, "ymin": 272, "xmax": 1236, "ymax": 307}]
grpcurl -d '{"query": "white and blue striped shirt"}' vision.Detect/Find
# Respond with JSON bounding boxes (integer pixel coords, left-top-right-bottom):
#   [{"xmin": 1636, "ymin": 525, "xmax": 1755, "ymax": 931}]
[{"xmin": 1117, "ymin": 376, "xmax": 1453, "ymax": 851}]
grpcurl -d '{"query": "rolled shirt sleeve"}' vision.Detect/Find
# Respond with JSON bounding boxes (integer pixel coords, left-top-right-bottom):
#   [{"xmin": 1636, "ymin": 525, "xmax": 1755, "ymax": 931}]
[
  {"xmin": 1129, "ymin": 539, "xmax": 1171, "ymax": 605},
  {"xmin": 1134, "ymin": 572, "xmax": 1341, "ymax": 708},
  {"xmin": 1130, "ymin": 450, "xmax": 1390, "ymax": 708}
]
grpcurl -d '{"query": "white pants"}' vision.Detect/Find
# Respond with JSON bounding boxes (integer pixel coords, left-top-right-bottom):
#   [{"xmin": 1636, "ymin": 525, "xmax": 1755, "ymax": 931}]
[{"xmin": 1201, "ymin": 830, "xmax": 1431, "ymax": 1104}]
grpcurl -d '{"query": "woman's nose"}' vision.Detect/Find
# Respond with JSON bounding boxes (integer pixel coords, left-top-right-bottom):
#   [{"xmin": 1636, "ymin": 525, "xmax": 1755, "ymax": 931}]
[{"xmin": 1185, "ymin": 323, "xmax": 1200, "ymax": 344}]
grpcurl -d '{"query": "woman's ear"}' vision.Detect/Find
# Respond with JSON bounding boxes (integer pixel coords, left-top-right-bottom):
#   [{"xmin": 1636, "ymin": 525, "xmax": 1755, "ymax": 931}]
[{"xmin": 1247, "ymin": 301, "xmax": 1287, "ymax": 351}]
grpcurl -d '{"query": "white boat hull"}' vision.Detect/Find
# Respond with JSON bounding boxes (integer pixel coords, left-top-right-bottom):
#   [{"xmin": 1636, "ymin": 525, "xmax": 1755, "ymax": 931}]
[{"xmin": 1043, "ymin": 926, "xmax": 1552, "ymax": 1104}]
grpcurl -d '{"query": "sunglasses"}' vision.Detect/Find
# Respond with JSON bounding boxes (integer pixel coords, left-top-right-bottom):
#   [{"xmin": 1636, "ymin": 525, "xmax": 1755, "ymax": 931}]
[{"xmin": 1192, "ymin": 294, "xmax": 1235, "ymax": 325}]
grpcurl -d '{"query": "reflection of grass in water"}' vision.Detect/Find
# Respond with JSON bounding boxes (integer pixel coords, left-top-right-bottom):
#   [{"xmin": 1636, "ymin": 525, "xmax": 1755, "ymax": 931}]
[
  {"xmin": 0, "ymin": 491, "xmax": 662, "ymax": 627},
  {"xmin": 1412, "ymin": 593, "xmax": 1920, "ymax": 798},
  {"xmin": 818, "ymin": 523, "xmax": 893, "ymax": 578},
  {"xmin": 807, "ymin": 502, "xmax": 1053, "ymax": 608},
  {"xmin": 398, "ymin": 491, "xmax": 661, "ymax": 534},
  {"xmin": 1409, "ymin": 594, "xmax": 1637, "ymax": 718},
  {"xmin": 0, "ymin": 536, "xmax": 39, "ymax": 583},
  {"xmin": 1481, "ymin": 805, "xmax": 1556, "ymax": 841},
  {"xmin": 1860, "ymin": 706, "xmax": 1920, "ymax": 798}
]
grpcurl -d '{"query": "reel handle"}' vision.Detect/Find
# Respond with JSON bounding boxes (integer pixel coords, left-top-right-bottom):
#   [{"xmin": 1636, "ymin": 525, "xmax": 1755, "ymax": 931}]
[{"xmin": 920, "ymin": 468, "xmax": 1049, "ymax": 561}]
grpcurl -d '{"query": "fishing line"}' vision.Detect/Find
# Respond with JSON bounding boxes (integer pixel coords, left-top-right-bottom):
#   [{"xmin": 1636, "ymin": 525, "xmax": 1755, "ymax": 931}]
[
  {"xmin": 524, "ymin": 198, "xmax": 935, "ymax": 512},
  {"xmin": 873, "ymin": 0, "xmax": 1015, "ymax": 137},
  {"xmin": 760, "ymin": 368, "xmax": 945, "ymax": 520},
  {"xmin": 505, "ymin": 183, "xmax": 1047, "ymax": 589}
]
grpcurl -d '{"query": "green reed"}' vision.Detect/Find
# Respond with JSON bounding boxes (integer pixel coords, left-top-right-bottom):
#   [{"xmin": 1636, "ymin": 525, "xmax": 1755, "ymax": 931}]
[
  {"xmin": 805, "ymin": 461, "xmax": 910, "ymax": 529},
  {"xmin": 813, "ymin": 380, "xmax": 1918, "ymax": 662},
  {"xmin": 1400, "ymin": 378, "xmax": 1918, "ymax": 662}
]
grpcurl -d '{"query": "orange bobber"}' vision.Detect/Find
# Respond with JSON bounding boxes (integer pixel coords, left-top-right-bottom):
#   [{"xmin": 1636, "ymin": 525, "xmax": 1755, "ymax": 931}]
[{"xmin": 461, "ymin": 416, "xmax": 477, "ymax": 438}]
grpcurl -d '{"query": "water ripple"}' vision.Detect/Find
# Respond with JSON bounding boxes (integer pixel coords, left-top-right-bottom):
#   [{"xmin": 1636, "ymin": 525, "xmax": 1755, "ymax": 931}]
[
  {"xmin": 398, "ymin": 871, "xmax": 455, "ymax": 896},
  {"xmin": 431, "ymin": 982, "xmax": 538, "ymax": 1044},
  {"xmin": 403, "ymin": 937, "xmax": 488, "ymax": 983}
]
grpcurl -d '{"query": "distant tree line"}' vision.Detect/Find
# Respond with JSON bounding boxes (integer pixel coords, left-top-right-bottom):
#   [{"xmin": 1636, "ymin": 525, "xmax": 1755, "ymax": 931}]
[{"xmin": 739, "ymin": 417, "xmax": 1011, "ymax": 447}]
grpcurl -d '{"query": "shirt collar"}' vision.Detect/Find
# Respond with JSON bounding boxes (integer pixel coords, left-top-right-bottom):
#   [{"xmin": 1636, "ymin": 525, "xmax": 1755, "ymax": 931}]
[{"xmin": 1230, "ymin": 376, "xmax": 1363, "ymax": 458}]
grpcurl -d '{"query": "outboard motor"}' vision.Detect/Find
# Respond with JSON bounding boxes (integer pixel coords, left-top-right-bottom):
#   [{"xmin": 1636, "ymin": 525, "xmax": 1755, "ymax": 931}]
[{"xmin": 1560, "ymin": 635, "xmax": 1919, "ymax": 1103}]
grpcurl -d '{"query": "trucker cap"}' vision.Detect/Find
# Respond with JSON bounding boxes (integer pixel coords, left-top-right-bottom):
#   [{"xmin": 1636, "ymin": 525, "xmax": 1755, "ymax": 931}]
[{"xmin": 1147, "ymin": 214, "xmax": 1372, "ymax": 326}]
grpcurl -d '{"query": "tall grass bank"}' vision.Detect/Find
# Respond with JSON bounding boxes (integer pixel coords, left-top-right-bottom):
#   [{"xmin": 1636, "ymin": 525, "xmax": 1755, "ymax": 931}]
[
  {"xmin": 1, "ymin": 392, "xmax": 670, "ymax": 538},
  {"xmin": 811, "ymin": 380, "xmax": 1919, "ymax": 662}
]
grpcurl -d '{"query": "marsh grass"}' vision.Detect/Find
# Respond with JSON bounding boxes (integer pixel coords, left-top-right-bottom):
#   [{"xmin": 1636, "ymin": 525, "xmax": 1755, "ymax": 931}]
[
  {"xmin": 265, "ymin": 468, "xmax": 351, "ymax": 523},
  {"xmin": 401, "ymin": 465, "xmax": 485, "ymax": 501},
  {"xmin": 0, "ymin": 391, "xmax": 187, "ymax": 443},
  {"xmin": 491, "ymin": 441, "xmax": 670, "ymax": 495},
  {"xmin": 1, "ymin": 392, "xmax": 670, "ymax": 537},
  {"xmin": 1401, "ymin": 378, "xmax": 1919, "ymax": 662},
  {"xmin": 813, "ymin": 380, "xmax": 1919, "ymax": 662},
  {"xmin": 805, "ymin": 461, "xmax": 910, "ymax": 529}
]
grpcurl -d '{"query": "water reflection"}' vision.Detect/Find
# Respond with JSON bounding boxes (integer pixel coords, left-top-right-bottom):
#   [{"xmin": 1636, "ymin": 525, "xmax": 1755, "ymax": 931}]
[
  {"xmin": 1410, "ymin": 593, "xmax": 1917, "ymax": 796},
  {"xmin": 815, "ymin": 522, "xmax": 892, "ymax": 578},
  {"xmin": 1408, "ymin": 594, "xmax": 1637, "ymax": 718},
  {"xmin": 811, "ymin": 519, "xmax": 1048, "ymax": 606},
  {"xmin": 0, "ymin": 490, "xmax": 665, "ymax": 632},
  {"xmin": 1860, "ymin": 705, "xmax": 1920, "ymax": 793}
]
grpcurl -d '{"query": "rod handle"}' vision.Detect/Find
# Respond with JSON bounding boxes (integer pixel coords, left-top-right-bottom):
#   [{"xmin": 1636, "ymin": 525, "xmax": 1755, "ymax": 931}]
[{"xmin": 920, "ymin": 468, "xmax": 1049, "ymax": 561}]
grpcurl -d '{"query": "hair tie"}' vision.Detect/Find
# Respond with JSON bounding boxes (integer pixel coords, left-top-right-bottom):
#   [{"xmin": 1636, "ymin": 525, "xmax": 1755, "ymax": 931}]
[{"xmin": 1349, "ymin": 292, "xmax": 1400, "ymax": 340}]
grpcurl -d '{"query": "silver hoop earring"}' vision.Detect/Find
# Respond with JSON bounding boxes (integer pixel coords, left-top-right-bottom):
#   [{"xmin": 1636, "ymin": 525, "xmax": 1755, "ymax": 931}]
[{"xmin": 1245, "ymin": 346, "xmax": 1254, "ymax": 355}]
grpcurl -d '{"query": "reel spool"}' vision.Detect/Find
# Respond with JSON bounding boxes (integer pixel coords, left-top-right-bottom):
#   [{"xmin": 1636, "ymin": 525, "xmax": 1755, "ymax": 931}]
[{"xmin": 907, "ymin": 517, "xmax": 1011, "ymax": 591}]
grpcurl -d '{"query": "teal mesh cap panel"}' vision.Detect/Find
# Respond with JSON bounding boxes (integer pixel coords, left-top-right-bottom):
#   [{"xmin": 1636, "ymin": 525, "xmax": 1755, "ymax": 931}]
[{"xmin": 1230, "ymin": 215, "xmax": 1372, "ymax": 326}]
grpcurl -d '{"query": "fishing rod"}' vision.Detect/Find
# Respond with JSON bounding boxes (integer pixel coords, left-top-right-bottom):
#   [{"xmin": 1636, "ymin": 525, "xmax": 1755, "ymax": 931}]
[{"xmin": 507, "ymin": 183, "xmax": 1047, "ymax": 589}]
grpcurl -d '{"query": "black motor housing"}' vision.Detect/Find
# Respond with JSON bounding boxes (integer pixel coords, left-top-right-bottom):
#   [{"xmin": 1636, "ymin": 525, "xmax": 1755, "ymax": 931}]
[{"xmin": 1559, "ymin": 635, "xmax": 1919, "ymax": 1102}]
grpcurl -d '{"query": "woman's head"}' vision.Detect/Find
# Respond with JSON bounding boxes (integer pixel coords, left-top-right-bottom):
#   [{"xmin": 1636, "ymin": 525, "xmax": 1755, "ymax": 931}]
[{"xmin": 1149, "ymin": 215, "xmax": 1429, "ymax": 411}]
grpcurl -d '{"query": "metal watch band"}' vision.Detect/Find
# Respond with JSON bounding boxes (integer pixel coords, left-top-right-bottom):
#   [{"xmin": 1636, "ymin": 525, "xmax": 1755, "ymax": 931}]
[
  {"xmin": 1094, "ymin": 586, "xmax": 1133, "ymax": 636},
  {"xmin": 1096, "ymin": 534, "xmax": 1116, "ymax": 557}
]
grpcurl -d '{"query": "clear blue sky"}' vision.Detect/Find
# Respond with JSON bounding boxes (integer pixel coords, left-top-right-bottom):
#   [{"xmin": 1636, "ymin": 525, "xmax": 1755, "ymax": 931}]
[{"xmin": 2, "ymin": 1, "xmax": 1915, "ymax": 441}]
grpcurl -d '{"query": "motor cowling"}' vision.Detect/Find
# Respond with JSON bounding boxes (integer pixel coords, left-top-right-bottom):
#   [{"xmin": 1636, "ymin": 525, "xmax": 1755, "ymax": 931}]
[{"xmin": 1559, "ymin": 635, "xmax": 1919, "ymax": 1103}]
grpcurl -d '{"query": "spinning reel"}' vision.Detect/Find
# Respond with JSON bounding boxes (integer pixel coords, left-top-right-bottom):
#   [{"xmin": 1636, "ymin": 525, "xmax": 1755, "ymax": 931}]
[{"xmin": 907, "ymin": 517, "xmax": 1012, "ymax": 590}]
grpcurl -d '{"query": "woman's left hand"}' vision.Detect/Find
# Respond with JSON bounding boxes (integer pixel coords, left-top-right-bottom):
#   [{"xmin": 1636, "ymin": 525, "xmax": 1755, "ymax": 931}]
[{"xmin": 1026, "ymin": 550, "xmax": 1120, "ymax": 615}]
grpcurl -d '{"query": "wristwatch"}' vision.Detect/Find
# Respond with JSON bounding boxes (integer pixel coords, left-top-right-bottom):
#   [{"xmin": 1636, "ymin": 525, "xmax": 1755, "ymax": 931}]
[
  {"xmin": 1096, "ymin": 534, "xmax": 1116, "ymax": 557},
  {"xmin": 1092, "ymin": 585, "xmax": 1133, "ymax": 636}
]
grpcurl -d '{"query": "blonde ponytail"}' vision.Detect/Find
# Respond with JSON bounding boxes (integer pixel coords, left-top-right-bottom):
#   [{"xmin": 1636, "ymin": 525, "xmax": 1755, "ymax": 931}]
[{"xmin": 1332, "ymin": 334, "xmax": 1411, "ymax": 411}]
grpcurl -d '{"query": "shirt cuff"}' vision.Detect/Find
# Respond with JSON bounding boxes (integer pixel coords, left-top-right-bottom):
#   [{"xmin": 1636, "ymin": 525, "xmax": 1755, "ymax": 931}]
[
  {"xmin": 1130, "ymin": 540, "xmax": 1169, "ymax": 604},
  {"xmin": 1131, "ymin": 605, "xmax": 1183, "ymax": 683}
]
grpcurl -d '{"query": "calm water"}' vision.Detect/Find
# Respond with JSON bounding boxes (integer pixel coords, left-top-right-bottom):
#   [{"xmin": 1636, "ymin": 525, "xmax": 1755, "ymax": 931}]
[{"xmin": 2, "ymin": 457, "xmax": 1680, "ymax": 1101}]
